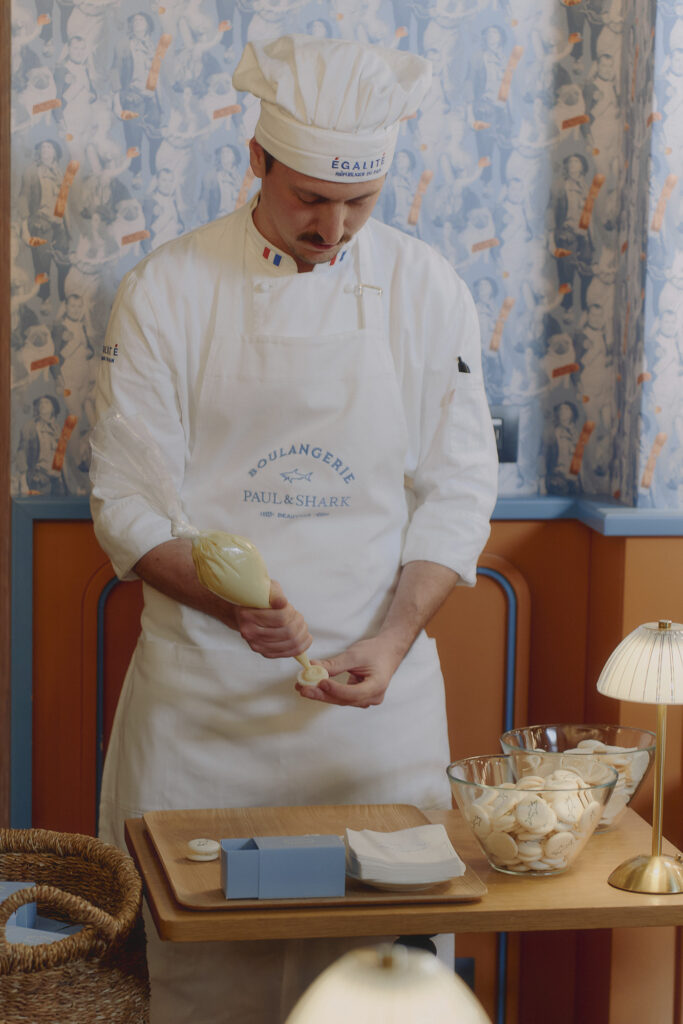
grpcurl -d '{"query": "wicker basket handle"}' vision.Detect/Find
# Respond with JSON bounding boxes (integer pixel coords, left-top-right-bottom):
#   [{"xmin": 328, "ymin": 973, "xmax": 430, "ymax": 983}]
[{"xmin": 0, "ymin": 883, "xmax": 121, "ymax": 969}]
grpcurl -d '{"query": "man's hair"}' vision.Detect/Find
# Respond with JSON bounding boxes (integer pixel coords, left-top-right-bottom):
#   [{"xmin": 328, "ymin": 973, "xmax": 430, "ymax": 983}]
[{"xmin": 263, "ymin": 148, "xmax": 275, "ymax": 174}]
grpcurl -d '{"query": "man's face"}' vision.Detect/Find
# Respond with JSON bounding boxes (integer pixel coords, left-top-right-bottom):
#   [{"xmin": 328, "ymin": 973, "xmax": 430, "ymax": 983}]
[{"xmin": 250, "ymin": 141, "xmax": 385, "ymax": 273}]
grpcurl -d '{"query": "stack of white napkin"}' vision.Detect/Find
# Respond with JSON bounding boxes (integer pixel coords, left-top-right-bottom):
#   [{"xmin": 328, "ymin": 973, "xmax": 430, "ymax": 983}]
[{"xmin": 344, "ymin": 825, "xmax": 466, "ymax": 886}]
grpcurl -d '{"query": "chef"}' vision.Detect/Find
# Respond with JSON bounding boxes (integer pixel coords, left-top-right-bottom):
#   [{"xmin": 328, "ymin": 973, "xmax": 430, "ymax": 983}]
[{"xmin": 90, "ymin": 33, "xmax": 498, "ymax": 1024}]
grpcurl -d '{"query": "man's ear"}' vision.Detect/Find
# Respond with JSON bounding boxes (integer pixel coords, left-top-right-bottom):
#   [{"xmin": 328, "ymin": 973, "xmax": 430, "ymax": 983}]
[{"xmin": 249, "ymin": 138, "xmax": 266, "ymax": 180}]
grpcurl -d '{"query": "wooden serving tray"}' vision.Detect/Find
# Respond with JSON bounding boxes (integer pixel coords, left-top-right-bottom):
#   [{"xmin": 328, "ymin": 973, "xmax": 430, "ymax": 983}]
[{"xmin": 143, "ymin": 804, "xmax": 487, "ymax": 910}]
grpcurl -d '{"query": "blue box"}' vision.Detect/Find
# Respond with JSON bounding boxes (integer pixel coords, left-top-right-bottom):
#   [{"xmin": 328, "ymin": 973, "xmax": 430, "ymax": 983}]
[
  {"xmin": 220, "ymin": 835, "xmax": 346, "ymax": 900},
  {"xmin": 0, "ymin": 881, "xmax": 37, "ymax": 929}
]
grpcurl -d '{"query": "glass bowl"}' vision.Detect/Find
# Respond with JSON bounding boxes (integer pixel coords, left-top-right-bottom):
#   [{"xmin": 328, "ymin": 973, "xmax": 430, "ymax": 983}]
[
  {"xmin": 447, "ymin": 753, "xmax": 617, "ymax": 877},
  {"xmin": 499, "ymin": 724, "xmax": 656, "ymax": 831}
]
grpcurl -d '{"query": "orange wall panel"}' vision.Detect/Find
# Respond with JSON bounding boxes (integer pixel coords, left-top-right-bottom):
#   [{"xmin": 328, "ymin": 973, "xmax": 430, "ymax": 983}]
[
  {"xmin": 32, "ymin": 520, "xmax": 111, "ymax": 832},
  {"xmin": 486, "ymin": 520, "xmax": 592, "ymax": 723}
]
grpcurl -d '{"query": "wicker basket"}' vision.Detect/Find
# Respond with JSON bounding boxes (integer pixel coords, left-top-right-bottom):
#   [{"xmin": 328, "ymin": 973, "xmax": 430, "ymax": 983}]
[{"xmin": 0, "ymin": 828, "xmax": 149, "ymax": 1023}]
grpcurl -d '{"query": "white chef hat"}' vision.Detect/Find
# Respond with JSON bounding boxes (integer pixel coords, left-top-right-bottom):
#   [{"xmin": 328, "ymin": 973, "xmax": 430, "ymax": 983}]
[{"xmin": 232, "ymin": 34, "xmax": 431, "ymax": 183}]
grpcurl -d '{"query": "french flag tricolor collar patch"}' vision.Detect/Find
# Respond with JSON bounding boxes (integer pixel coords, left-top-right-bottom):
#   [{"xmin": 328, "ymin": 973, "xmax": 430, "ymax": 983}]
[
  {"xmin": 262, "ymin": 246, "xmax": 283, "ymax": 267},
  {"xmin": 329, "ymin": 250, "xmax": 348, "ymax": 267}
]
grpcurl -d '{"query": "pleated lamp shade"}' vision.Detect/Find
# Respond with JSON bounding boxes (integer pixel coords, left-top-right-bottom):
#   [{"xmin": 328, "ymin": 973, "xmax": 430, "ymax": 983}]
[
  {"xmin": 596, "ymin": 621, "xmax": 683, "ymax": 705},
  {"xmin": 285, "ymin": 945, "xmax": 491, "ymax": 1023},
  {"xmin": 595, "ymin": 620, "xmax": 683, "ymax": 893}
]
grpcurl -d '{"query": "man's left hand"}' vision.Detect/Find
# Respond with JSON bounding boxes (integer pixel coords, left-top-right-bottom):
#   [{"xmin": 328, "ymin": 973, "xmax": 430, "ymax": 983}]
[{"xmin": 295, "ymin": 637, "xmax": 401, "ymax": 708}]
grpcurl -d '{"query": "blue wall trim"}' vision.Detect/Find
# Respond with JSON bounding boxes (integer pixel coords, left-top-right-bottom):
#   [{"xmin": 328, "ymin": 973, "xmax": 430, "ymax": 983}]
[
  {"xmin": 477, "ymin": 567, "xmax": 517, "ymax": 736},
  {"xmin": 96, "ymin": 577, "xmax": 121, "ymax": 834},
  {"xmin": 494, "ymin": 495, "xmax": 683, "ymax": 535},
  {"xmin": 476, "ymin": 566, "xmax": 518, "ymax": 1024},
  {"xmin": 14, "ymin": 493, "xmax": 683, "ymax": 534}
]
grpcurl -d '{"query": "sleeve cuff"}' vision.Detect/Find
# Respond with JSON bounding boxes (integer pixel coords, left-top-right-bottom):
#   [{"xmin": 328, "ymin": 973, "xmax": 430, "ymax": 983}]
[
  {"xmin": 401, "ymin": 511, "xmax": 493, "ymax": 587},
  {"xmin": 90, "ymin": 493, "xmax": 175, "ymax": 581}
]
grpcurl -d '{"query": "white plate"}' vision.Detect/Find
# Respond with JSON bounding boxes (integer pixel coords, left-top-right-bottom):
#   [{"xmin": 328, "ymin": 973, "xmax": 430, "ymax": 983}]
[{"xmin": 346, "ymin": 871, "xmax": 452, "ymax": 892}]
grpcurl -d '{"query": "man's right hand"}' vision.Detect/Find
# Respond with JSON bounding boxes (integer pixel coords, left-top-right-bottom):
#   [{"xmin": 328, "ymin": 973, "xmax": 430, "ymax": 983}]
[
  {"xmin": 233, "ymin": 579, "xmax": 312, "ymax": 660},
  {"xmin": 134, "ymin": 541, "xmax": 312, "ymax": 661}
]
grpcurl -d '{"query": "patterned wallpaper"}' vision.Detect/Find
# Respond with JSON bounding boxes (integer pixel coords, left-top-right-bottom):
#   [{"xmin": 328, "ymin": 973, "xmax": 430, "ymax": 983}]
[
  {"xmin": 640, "ymin": 0, "xmax": 683, "ymax": 508},
  {"xmin": 8, "ymin": 0, "xmax": 683, "ymax": 507}
]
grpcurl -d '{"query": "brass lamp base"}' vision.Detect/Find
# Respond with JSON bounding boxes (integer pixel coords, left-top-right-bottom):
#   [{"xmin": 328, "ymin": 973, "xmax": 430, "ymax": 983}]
[{"xmin": 608, "ymin": 854, "xmax": 683, "ymax": 894}]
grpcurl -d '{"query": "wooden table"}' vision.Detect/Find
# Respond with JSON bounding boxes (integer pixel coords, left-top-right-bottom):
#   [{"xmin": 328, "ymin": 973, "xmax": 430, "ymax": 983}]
[{"xmin": 125, "ymin": 807, "xmax": 683, "ymax": 943}]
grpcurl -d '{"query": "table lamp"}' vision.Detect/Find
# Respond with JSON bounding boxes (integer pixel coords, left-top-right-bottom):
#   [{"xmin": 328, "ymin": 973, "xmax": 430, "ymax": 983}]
[
  {"xmin": 285, "ymin": 944, "xmax": 491, "ymax": 1023},
  {"xmin": 596, "ymin": 619, "xmax": 683, "ymax": 894}
]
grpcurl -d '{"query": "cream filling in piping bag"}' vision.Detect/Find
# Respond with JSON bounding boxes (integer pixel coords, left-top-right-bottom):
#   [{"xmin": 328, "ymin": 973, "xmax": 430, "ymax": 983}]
[
  {"xmin": 177, "ymin": 527, "xmax": 329, "ymax": 685},
  {"xmin": 176, "ymin": 528, "xmax": 327, "ymax": 679}
]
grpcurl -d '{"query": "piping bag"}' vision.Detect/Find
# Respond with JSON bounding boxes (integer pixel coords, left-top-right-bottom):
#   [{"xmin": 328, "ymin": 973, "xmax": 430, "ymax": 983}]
[{"xmin": 90, "ymin": 410, "xmax": 328, "ymax": 685}]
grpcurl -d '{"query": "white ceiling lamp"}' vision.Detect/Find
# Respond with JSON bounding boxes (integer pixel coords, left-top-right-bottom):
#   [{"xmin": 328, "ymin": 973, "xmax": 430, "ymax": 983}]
[{"xmin": 285, "ymin": 944, "xmax": 491, "ymax": 1023}]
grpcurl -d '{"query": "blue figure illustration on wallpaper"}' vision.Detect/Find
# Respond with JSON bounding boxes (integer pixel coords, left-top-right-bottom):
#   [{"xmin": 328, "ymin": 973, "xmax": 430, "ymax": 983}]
[
  {"xmin": 471, "ymin": 25, "xmax": 513, "ymax": 188},
  {"xmin": 174, "ymin": 3, "xmax": 225, "ymax": 90},
  {"xmin": 494, "ymin": 154, "xmax": 536, "ymax": 291},
  {"xmin": 553, "ymin": 154, "xmax": 595, "ymax": 321},
  {"xmin": 18, "ymin": 139, "xmax": 71, "ymax": 308},
  {"xmin": 78, "ymin": 138, "xmax": 132, "ymax": 228},
  {"xmin": 10, "ymin": 225, "xmax": 42, "ymax": 350},
  {"xmin": 16, "ymin": 394, "xmax": 68, "ymax": 497},
  {"xmin": 12, "ymin": 6, "xmax": 58, "ymax": 137},
  {"xmin": 576, "ymin": 277, "xmax": 616, "ymax": 424},
  {"xmin": 473, "ymin": 276, "xmax": 503, "ymax": 397},
  {"xmin": 201, "ymin": 143, "xmax": 243, "ymax": 222},
  {"xmin": 636, "ymin": 411, "xmax": 665, "ymax": 508},
  {"xmin": 64, "ymin": 0, "xmax": 118, "ymax": 85},
  {"xmin": 155, "ymin": 84, "xmax": 213, "ymax": 224},
  {"xmin": 248, "ymin": 0, "xmax": 310, "ymax": 44},
  {"xmin": 546, "ymin": 399, "xmax": 582, "ymax": 496},
  {"xmin": 584, "ymin": 26, "xmax": 623, "ymax": 180},
  {"xmin": 648, "ymin": 277, "xmax": 683, "ymax": 437},
  {"xmin": 660, "ymin": 21, "xmax": 683, "ymax": 170},
  {"xmin": 12, "ymin": 324, "xmax": 56, "ymax": 399},
  {"xmin": 382, "ymin": 149, "xmax": 420, "ymax": 235},
  {"xmin": 143, "ymin": 167, "xmax": 185, "ymax": 250},
  {"xmin": 53, "ymin": 35, "xmax": 98, "ymax": 154},
  {"xmin": 425, "ymin": 121, "xmax": 486, "ymax": 237},
  {"xmin": 114, "ymin": 12, "xmax": 164, "ymax": 186},
  {"xmin": 50, "ymin": 292, "xmax": 95, "ymax": 422},
  {"xmin": 201, "ymin": 67, "xmax": 241, "ymax": 126},
  {"xmin": 660, "ymin": 413, "xmax": 683, "ymax": 507}
]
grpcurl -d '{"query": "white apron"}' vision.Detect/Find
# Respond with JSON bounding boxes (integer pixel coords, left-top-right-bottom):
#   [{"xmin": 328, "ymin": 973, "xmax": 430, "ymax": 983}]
[{"xmin": 99, "ymin": 219, "xmax": 452, "ymax": 1023}]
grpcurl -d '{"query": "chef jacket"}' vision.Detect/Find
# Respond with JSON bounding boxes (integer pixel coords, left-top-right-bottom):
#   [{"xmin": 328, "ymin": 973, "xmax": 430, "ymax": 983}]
[{"xmin": 91, "ymin": 197, "xmax": 498, "ymax": 650}]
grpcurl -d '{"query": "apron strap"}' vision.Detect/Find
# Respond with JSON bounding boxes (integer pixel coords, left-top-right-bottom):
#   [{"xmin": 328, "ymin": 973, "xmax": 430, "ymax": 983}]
[{"xmin": 351, "ymin": 229, "xmax": 384, "ymax": 334}]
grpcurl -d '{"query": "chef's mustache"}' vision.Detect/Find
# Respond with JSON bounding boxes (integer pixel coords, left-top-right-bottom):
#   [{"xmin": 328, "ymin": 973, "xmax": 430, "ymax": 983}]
[{"xmin": 297, "ymin": 232, "xmax": 352, "ymax": 246}]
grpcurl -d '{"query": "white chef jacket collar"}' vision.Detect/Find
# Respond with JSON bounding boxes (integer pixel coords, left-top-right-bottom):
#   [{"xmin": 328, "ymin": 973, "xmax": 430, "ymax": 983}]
[{"xmin": 246, "ymin": 195, "xmax": 356, "ymax": 274}]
